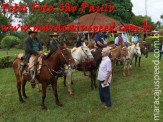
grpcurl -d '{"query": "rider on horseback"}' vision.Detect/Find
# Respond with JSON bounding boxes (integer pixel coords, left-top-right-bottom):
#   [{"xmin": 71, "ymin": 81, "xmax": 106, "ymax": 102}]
[
  {"xmin": 76, "ymin": 33, "xmax": 87, "ymax": 76},
  {"xmin": 46, "ymin": 32, "xmax": 66, "ymax": 58},
  {"xmin": 24, "ymin": 27, "xmax": 43, "ymax": 88},
  {"xmin": 114, "ymin": 31, "xmax": 124, "ymax": 47}
]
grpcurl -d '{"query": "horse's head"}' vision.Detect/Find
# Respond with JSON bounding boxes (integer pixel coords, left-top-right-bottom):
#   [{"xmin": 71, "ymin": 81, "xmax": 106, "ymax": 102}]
[
  {"xmin": 134, "ymin": 43, "xmax": 141, "ymax": 57},
  {"xmin": 80, "ymin": 46, "xmax": 94, "ymax": 61},
  {"xmin": 121, "ymin": 46, "xmax": 129, "ymax": 58},
  {"xmin": 59, "ymin": 46, "xmax": 76, "ymax": 69},
  {"xmin": 140, "ymin": 44, "xmax": 148, "ymax": 58}
]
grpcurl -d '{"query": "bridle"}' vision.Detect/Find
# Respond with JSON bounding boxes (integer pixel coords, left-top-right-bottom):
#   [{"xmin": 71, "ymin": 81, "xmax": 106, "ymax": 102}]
[
  {"xmin": 44, "ymin": 48, "xmax": 74, "ymax": 78},
  {"xmin": 81, "ymin": 46, "xmax": 93, "ymax": 60}
]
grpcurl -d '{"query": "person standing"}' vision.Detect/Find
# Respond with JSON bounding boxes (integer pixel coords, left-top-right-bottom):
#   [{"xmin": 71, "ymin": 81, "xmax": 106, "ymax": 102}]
[
  {"xmin": 24, "ymin": 27, "xmax": 43, "ymax": 88},
  {"xmin": 160, "ymin": 42, "xmax": 163, "ymax": 60},
  {"xmin": 98, "ymin": 48, "xmax": 112, "ymax": 108}
]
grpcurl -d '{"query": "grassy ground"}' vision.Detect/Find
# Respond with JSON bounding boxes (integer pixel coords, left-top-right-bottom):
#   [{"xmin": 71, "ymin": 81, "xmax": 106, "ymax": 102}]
[
  {"xmin": 0, "ymin": 52, "xmax": 162, "ymax": 122},
  {"xmin": 0, "ymin": 48, "xmax": 24, "ymax": 57}
]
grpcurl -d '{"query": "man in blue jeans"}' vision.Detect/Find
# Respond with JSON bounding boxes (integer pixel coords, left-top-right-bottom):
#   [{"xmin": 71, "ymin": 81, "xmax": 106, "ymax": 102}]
[{"xmin": 98, "ymin": 48, "xmax": 112, "ymax": 108}]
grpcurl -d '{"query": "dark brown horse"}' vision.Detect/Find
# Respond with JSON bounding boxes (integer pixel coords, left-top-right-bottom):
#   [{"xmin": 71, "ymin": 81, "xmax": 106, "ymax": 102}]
[
  {"xmin": 12, "ymin": 46, "xmax": 76, "ymax": 109},
  {"xmin": 135, "ymin": 43, "xmax": 148, "ymax": 67}
]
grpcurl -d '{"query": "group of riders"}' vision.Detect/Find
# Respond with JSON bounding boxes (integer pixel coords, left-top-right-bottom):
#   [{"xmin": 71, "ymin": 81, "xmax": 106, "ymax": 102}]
[{"xmin": 22, "ymin": 27, "xmax": 140, "ymax": 88}]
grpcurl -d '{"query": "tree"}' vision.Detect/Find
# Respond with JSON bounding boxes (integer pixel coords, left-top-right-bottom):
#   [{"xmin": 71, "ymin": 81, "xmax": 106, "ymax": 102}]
[
  {"xmin": 0, "ymin": 14, "xmax": 8, "ymax": 41},
  {"xmin": 161, "ymin": 15, "xmax": 163, "ymax": 25},
  {"xmin": 130, "ymin": 15, "xmax": 155, "ymax": 30},
  {"xmin": 156, "ymin": 21, "xmax": 161, "ymax": 29},
  {"xmin": 1, "ymin": 35, "xmax": 20, "ymax": 54}
]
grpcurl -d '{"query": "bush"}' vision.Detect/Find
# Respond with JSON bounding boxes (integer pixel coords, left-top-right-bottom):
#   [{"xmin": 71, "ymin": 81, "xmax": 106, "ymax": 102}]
[
  {"xmin": 1, "ymin": 36, "xmax": 21, "ymax": 50},
  {"xmin": 0, "ymin": 55, "xmax": 11, "ymax": 68},
  {"xmin": 147, "ymin": 36, "xmax": 163, "ymax": 50}
]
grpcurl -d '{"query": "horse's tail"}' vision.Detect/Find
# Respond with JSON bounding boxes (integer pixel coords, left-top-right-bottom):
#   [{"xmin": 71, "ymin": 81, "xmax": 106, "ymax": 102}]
[{"xmin": 12, "ymin": 58, "xmax": 22, "ymax": 83}]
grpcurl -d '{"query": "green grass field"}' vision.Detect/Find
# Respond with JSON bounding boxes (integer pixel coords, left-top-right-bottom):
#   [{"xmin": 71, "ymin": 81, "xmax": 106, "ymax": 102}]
[
  {"xmin": 0, "ymin": 48, "xmax": 24, "ymax": 58},
  {"xmin": 0, "ymin": 51, "xmax": 163, "ymax": 122}
]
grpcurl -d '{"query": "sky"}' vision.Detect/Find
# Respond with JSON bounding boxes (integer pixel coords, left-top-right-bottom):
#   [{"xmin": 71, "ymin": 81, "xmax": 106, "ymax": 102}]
[
  {"xmin": 131, "ymin": 0, "xmax": 163, "ymax": 23},
  {"xmin": 11, "ymin": 0, "xmax": 163, "ymax": 26}
]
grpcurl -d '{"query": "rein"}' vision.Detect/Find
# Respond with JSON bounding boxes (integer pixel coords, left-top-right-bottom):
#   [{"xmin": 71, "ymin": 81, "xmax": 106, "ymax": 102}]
[{"xmin": 43, "ymin": 48, "xmax": 74, "ymax": 77}]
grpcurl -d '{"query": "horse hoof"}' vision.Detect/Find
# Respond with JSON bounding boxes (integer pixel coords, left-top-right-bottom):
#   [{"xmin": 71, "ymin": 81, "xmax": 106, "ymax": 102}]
[
  {"xmin": 37, "ymin": 90, "xmax": 41, "ymax": 92},
  {"xmin": 127, "ymin": 74, "xmax": 130, "ymax": 76},
  {"xmin": 20, "ymin": 100, "xmax": 26, "ymax": 103},
  {"xmin": 69, "ymin": 91, "xmax": 74, "ymax": 95},
  {"xmin": 56, "ymin": 103, "xmax": 63, "ymax": 107},
  {"xmin": 42, "ymin": 106, "xmax": 48, "ymax": 110},
  {"xmin": 47, "ymin": 87, "xmax": 51, "ymax": 91},
  {"xmin": 24, "ymin": 96, "xmax": 28, "ymax": 99}
]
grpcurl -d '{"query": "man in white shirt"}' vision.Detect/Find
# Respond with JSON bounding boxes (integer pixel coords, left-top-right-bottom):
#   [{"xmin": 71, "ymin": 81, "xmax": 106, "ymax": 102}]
[
  {"xmin": 122, "ymin": 32, "xmax": 130, "ymax": 47},
  {"xmin": 131, "ymin": 33, "xmax": 138, "ymax": 43},
  {"xmin": 98, "ymin": 48, "xmax": 112, "ymax": 108}
]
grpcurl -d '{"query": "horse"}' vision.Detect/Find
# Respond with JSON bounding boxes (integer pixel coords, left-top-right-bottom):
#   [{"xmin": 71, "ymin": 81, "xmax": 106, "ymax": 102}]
[
  {"xmin": 63, "ymin": 43, "xmax": 94, "ymax": 95},
  {"xmin": 135, "ymin": 43, "xmax": 148, "ymax": 67},
  {"xmin": 64, "ymin": 46, "xmax": 111, "ymax": 92},
  {"xmin": 122, "ymin": 43, "xmax": 141, "ymax": 76},
  {"xmin": 12, "ymin": 46, "xmax": 76, "ymax": 110},
  {"xmin": 109, "ymin": 46, "xmax": 129, "ymax": 78}
]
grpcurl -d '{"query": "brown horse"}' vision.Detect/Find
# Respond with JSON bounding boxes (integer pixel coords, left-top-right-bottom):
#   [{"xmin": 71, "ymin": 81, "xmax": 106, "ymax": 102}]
[
  {"xmin": 12, "ymin": 46, "xmax": 76, "ymax": 110},
  {"xmin": 135, "ymin": 43, "xmax": 148, "ymax": 67},
  {"xmin": 109, "ymin": 46, "xmax": 129, "ymax": 79}
]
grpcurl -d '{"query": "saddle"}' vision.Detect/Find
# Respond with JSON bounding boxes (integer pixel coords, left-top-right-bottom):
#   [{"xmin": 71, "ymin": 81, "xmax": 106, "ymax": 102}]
[{"xmin": 17, "ymin": 53, "xmax": 43, "ymax": 77}]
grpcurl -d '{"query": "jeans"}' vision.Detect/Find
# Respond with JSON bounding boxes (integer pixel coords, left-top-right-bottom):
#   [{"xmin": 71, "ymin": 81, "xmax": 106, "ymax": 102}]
[{"xmin": 99, "ymin": 81, "xmax": 111, "ymax": 107}]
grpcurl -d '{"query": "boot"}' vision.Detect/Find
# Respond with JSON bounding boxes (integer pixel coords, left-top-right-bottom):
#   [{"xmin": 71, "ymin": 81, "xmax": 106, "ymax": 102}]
[
  {"xmin": 29, "ymin": 70, "xmax": 35, "ymax": 88},
  {"xmin": 82, "ymin": 62, "xmax": 88, "ymax": 76}
]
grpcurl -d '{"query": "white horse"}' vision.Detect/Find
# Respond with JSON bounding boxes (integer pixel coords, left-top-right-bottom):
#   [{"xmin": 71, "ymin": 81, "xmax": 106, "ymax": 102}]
[
  {"xmin": 64, "ymin": 42, "xmax": 94, "ymax": 95},
  {"xmin": 123, "ymin": 43, "xmax": 141, "ymax": 76}
]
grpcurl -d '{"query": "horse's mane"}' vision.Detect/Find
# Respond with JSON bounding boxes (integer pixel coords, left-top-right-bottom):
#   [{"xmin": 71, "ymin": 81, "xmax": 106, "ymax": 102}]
[{"xmin": 71, "ymin": 47, "xmax": 77, "ymax": 53}]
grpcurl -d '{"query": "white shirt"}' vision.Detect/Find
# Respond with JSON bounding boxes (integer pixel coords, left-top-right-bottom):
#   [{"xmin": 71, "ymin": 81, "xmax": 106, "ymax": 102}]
[
  {"xmin": 98, "ymin": 56, "xmax": 112, "ymax": 84},
  {"xmin": 114, "ymin": 37, "xmax": 119, "ymax": 44},
  {"xmin": 122, "ymin": 33, "xmax": 129, "ymax": 43},
  {"xmin": 131, "ymin": 36, "xmax": 138, "ymax": 42}
]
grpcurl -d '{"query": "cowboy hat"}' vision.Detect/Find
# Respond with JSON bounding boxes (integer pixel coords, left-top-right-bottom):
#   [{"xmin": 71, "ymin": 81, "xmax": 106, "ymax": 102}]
[
  {"xmin": 50, "ymin": 32, "xmax": 59, "ymax": 37},
  {"xmin": 28, "ymin": 27, "xmax": 39, "ymax": 34}
]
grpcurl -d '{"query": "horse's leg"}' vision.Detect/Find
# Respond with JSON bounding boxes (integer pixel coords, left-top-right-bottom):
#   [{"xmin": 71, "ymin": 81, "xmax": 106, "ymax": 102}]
[
  {"xmin": 67, "ymin": 72, "xmax": 73, "ymax": 95},
  {"xmin": 135, "ymin": 56, "xmax": 137, "ymax": 66},
  {"xmin": 138, "ymin": 57, "xmax": 141, "ymax": 67},
  {"xmin": 93, "ymin": 70, "xmax": 97, "ymax": 88},
  {"xmin": 63, "ymin": 74, "xmax": 66, "ymax": 87},
  {"xmin": 127, "ymin": 66, "xmax": 130, "ymax": 76},
  {"xmin": 22, "ymin": 78, "xmax": 28, "ymax": 99},
  {"xmin": 123, "ymin": 66, "xmax": 126, "ymax": 77},
  {"xmin": 41, "ymin": 83, "xmax": 47, "ymax": 110},
  {"xmin": 16, "ymin": 75, "xmax": 25, "ymax": 103},
  {"xmin": 52, "ymin": 78, "xmax": 63, "ymax": 107},
  {"xmin": 90, "ymin": 71, "xmax": 94, "ymax": 90},
  {"xmin": 112, "ymin": 67, "xmax": 114, "ymax": 81},
  {"xmin": 36, "ymin": 82, "xmax": 41, "ymax": 92}
]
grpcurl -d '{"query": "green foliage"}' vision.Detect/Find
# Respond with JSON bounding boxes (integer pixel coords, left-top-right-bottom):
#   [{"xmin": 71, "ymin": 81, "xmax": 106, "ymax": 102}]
[
  {"xmin": 0, "ymin": 14, "xmax": 8, "ymax": 41},
  {"xmin": 43, "ymin": 48, "xmax": 50, "ymax": 53},
  {"xmin": 130, "ymin": 15, "xmax": 155, "ymax": 29},
  {"xmin": 0, "ymin": 55, "xmax": 11, "ymax": 68},
  {"xmin": 1, "ymin": 36, "xmax": 21, "ymax": 50},
  {"xmin": 147, "ymin": 36, "xmax": 163, "ymax": 50}
]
